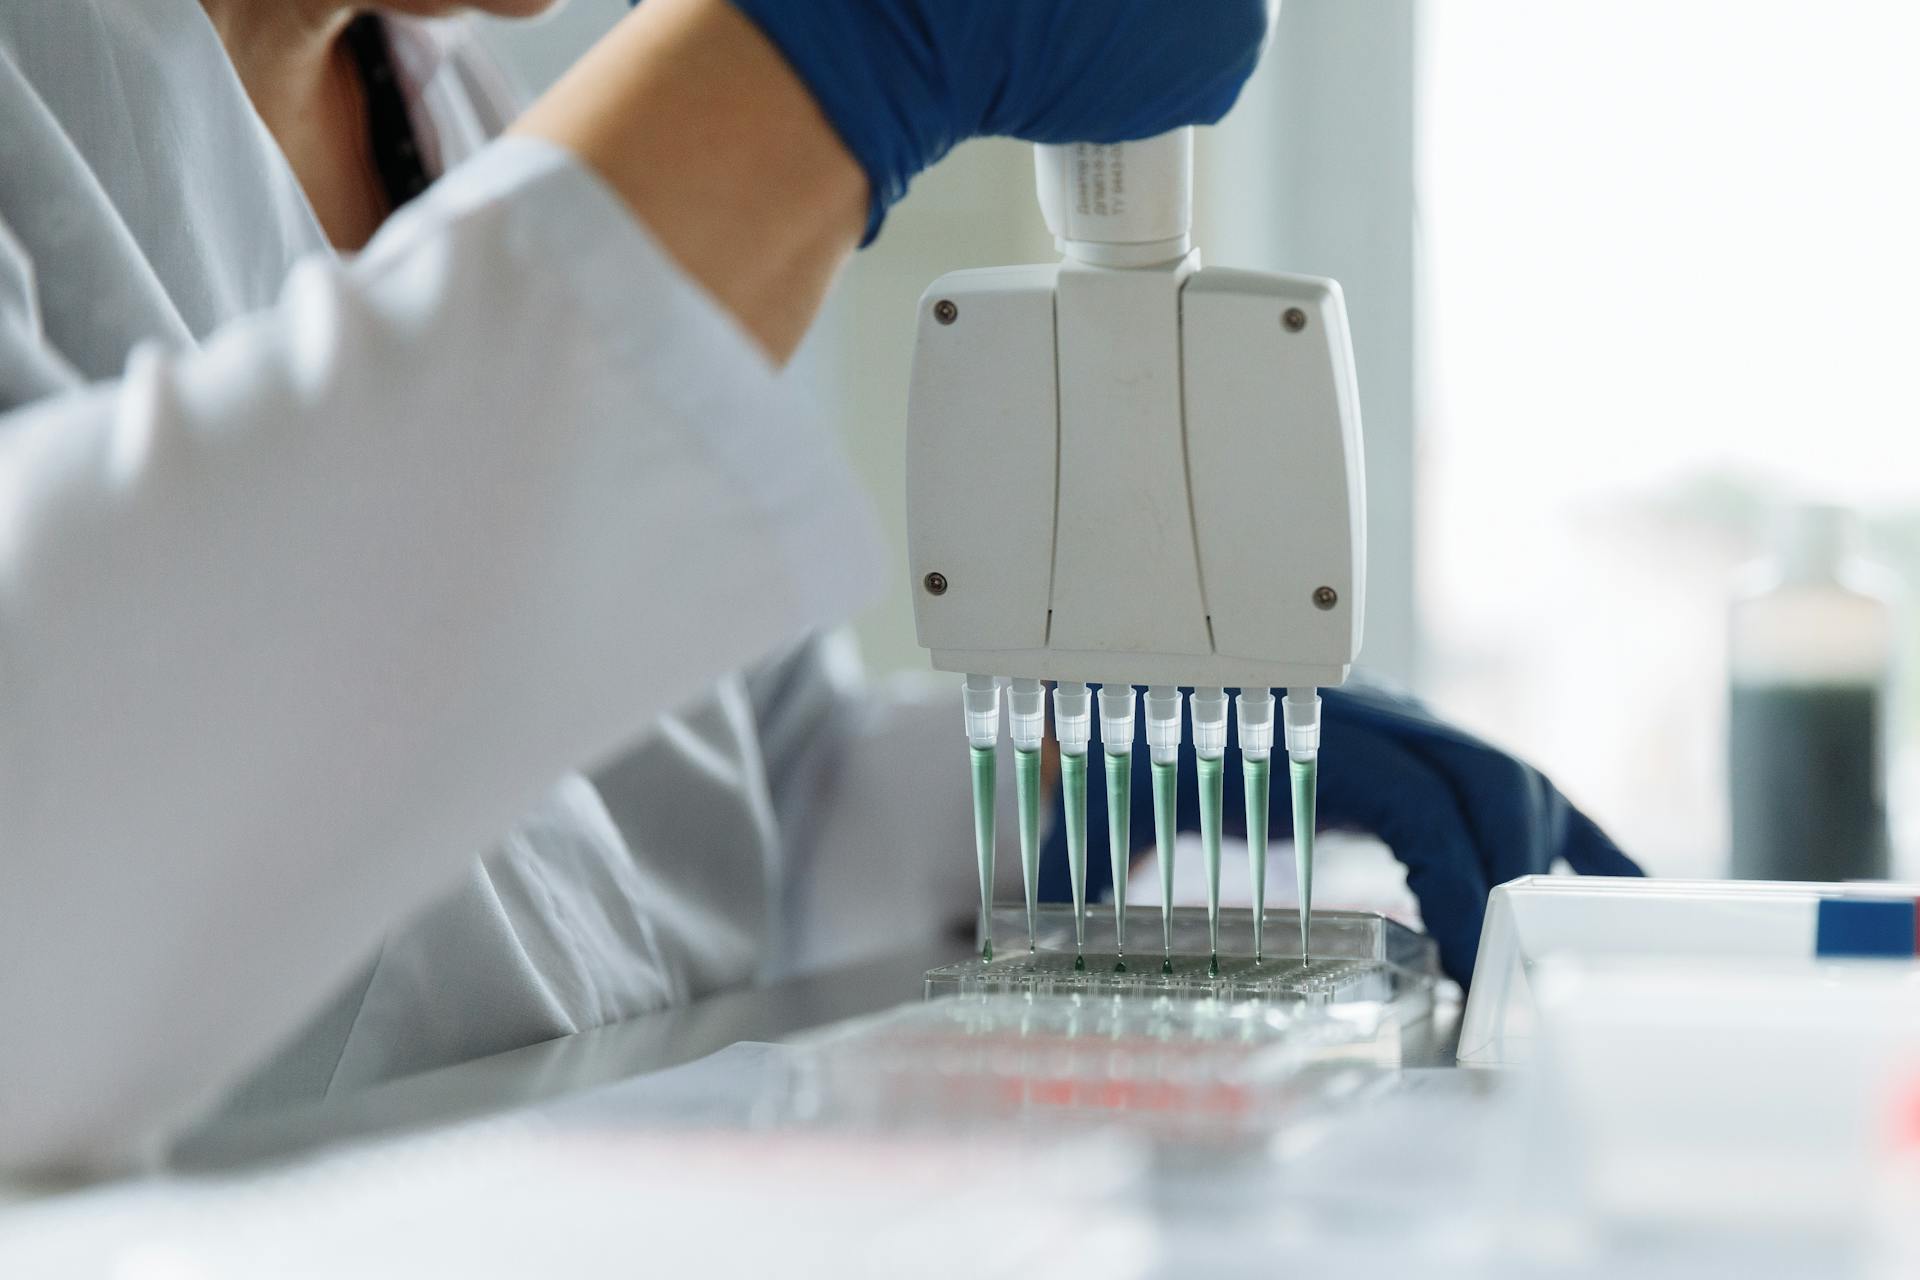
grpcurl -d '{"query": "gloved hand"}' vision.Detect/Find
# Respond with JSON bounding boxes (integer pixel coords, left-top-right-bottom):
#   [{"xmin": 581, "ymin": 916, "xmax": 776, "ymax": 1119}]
[
  {"xmin": 1048, "ymin": 682, "xmax": 1642, "ymax": 986},
  {"xmin": 723, "ymin": 0, "xmax": 1273, "ymax": 242}
]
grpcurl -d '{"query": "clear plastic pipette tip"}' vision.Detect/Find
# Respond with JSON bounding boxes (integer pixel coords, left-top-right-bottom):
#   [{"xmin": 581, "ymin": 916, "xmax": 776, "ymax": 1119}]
[
  {"xmin": 1008, "ymin": 678, "xmax": 1046, "ymax": 953},
  {"xmin": 1055, "ymin": 682, "xmax": 1092, "ymax": 966},
  {"xmin": 1144, "ymin": 686, "xmax": 1184, "ymax": 973},
  {"xmin": 1193, "ymin": 687, "xmax": 1228, "ymax": 974},
  {"xmin": 1237, "ymin": 689, "xmax": 1275, "ymax": 963},
  {"xmin": 1099, "ymin": 685, "xmax": 1137, "ymax": 972},
  {"xmin": 1284, "ymin": 688, "xmax": 1323, "ymax": 965},
  {"xmin": 962, "ymin": 675, "xmax": 1002, "ymax": 963}
]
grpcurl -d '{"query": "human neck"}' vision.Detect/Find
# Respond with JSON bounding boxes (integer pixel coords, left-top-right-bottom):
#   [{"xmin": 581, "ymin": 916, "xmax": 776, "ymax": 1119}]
[
  {"xmin": 200, "ymin": 0, "xmax": 389, "ymax": 250},
  {"xmin": 202, "ymin": 0, "xmax": 355, "ymax": 126}
]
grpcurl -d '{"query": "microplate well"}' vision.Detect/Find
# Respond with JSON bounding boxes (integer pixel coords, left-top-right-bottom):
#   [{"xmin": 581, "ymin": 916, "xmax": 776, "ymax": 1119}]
[{"xmin": 926, "ymin": 905, "xmax": 1438, "ymax": 1018}]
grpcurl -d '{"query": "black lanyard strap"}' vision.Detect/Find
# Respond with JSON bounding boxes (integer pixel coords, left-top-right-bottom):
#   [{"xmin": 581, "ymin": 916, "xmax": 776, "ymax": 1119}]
[{"xmin": 341, "ymin": 13, "xmax": 433, "ymax": 211}]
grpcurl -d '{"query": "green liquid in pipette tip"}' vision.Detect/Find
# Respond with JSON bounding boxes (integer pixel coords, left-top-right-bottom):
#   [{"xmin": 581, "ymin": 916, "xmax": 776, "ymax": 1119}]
[
  {"xmin": 1244, "ymin": 755, "xmax": 1271, "ymax": 963},
  {"xmin": 1062, "ymin": 750, "xmax": 1089, "ymax": 965},
  {"xmin": 1014, "ymin": 747, "xmax": 1043, "ymax": 952},
  {"xmin": 1197, "ymin": 754, "xmax": 1224, "ymax": 975},
  {"xmin": 1290, "ymin": 754, "xmax": 1317, "ymax": 964},
  {"xmin": 1150, "ymin": 758, "xmax": 1178, "ymax": 973},
  {"xmin": 1105, "ymin": 749, "xmax": 1131, "ymax": 972},
  {"xmin": 969, "ymin": 744, "xmax": 996, "ymax": 963}
]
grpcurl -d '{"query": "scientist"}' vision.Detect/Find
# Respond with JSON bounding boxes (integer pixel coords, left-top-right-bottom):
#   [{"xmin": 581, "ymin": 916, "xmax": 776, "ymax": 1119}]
[{"xmin": 0, "ymin": 0, "xmax": 1636, "ymax": 1174}]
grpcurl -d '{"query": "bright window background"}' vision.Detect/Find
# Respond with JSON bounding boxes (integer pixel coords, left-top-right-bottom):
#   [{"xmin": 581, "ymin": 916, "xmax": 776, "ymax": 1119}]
[{"xmin": 1421, "ymin": 1, "xmax": 1920, "ymax": 877}]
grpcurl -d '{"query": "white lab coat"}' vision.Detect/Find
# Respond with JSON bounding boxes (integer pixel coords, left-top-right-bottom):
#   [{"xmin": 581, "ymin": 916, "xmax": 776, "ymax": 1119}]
[{"xmin": 0, "ymin": 4, "xmax": 987, "ymax": 1174}]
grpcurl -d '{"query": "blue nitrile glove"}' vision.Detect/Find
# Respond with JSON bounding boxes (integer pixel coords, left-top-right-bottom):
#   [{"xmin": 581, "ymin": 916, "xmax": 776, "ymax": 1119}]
[
  {"xmin": 1044, "ymin": 682, "xmax": 1642, "ymax": 986},
  {"xmin": 723, "ymin": 0, "xmax": 1273, "ymax": 242}
]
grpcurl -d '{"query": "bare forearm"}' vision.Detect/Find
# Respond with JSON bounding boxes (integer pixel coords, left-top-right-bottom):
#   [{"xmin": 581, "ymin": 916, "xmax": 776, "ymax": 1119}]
[{"xmin": 511, "ymin": 0, "xmax": 867, "ymax": 361}]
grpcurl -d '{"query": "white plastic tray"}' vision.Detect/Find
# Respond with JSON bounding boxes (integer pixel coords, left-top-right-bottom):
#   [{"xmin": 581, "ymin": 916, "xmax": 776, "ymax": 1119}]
[{"xmin": 1458, "ymin": 875, "xmax": 1920, "ymax": 1066}]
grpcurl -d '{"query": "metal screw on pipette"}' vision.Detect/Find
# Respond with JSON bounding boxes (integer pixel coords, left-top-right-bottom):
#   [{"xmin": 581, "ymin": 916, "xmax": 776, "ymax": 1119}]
[
  {"xmin": 934, "ymin": 300, "xmax": 959, "ymax": 325},
  {"xmin": 1313, "ymin": 586, "xmax": 1338, "ymax": 610},
  {"xmin": 1283, "ymin": 307, "xmax": 1308, "ymax": 333},
  {"xmin": 924, "ymin": 572, "xmax": 949, "ymax": 596}
]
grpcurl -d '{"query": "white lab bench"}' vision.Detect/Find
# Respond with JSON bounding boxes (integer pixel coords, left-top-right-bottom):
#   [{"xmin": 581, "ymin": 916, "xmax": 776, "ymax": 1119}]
[
  {"xmin": 164, "ymin": 942, "xmax": 1459, "ymax": 1174},
  {"xmin": 0, "ymin": 943, "xmax": 1486, "ymax": 1277},
  {"xmin": 171, "ymin": 943, "xmax": 973, "ymax": 1172},
  {"xmin": 2, "ymin": 938, "xmax": 1891, "ymax": 1279}
]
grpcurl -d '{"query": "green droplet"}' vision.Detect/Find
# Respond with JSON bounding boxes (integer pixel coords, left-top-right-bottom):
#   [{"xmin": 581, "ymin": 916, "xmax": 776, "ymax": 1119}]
[
  {"xmin": 1074, "ymin": 953, "xmax": 1086, "ymax": 972},
  {"xmin": 1208, "ymin": 952, "xmax": 1220, "ymax": 978},
  {"xmin": 1162, "ymin": 957, "xmax": 1174, "ymax": 975},
  {"xmin": 981, "ymin": 938, "xmax": 993, "ymax": 963},
  {"xmin": 1113, "ymin": 958, "xmax": 1128, "ymax": 974}
]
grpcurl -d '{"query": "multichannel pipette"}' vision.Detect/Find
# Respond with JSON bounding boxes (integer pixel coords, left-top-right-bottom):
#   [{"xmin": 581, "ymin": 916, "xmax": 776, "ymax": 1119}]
[
  {"xmin": 947, "ymin": 680, "xmax": 1327, "ymax": 972},
  {"xmin": 908, "ymin": 126, "xmax": 1366, "ymax": 976}
]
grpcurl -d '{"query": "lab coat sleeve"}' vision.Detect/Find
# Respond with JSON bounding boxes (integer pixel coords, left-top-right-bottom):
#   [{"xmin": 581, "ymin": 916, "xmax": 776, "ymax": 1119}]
[
  {"xmin": 0, "ymin": 139, "xmax": 883, "ymax": 1174},
  {"xmin": 750, "ymin": 635, "xmax": 1022, "ymax": 975},
  {"xmin": 0, "ymin": 219, "xmax": 82, "ymax": 404}
]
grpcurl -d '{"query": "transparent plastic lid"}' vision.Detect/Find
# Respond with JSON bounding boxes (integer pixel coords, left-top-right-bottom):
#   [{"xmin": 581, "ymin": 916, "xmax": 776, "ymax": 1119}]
[{"xmin": 775, "ymin": 993, "xmax": 1395, "ymax": 1141}]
